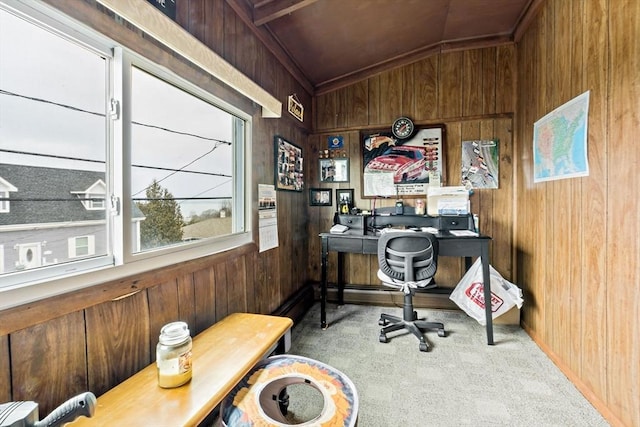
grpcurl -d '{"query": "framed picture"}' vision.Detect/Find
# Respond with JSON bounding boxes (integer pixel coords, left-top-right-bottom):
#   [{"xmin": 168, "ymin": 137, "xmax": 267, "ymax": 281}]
[
  {"xmin": 361, "ymin": 124, "xmax": 446, "ymax": 198},
  {"xmin": 309, "ymin": 188, "xmax": 332, "ymax": 206},
  {"xmin": 336, "ymin": 188, "xmax": 354, "ymax": 207},
  {"xmin": 274, "ymin": 135, "xmax": 304, "ymax": 191},
  {"xmin": 319, "ymin": 158, "xmax": 349, "ymax": 183}
]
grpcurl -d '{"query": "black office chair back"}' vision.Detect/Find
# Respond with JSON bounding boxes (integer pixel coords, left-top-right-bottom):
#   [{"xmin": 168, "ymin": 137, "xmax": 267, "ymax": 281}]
[{"xmin": 378, "ymin": 232, "xmax": 438, "ymax": 282}]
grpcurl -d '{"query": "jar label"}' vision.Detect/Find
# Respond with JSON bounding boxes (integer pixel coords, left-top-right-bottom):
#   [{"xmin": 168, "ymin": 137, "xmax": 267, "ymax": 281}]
[{"xmin": 158, "ymin": 350, "xmax": 192, "ymax": 375}]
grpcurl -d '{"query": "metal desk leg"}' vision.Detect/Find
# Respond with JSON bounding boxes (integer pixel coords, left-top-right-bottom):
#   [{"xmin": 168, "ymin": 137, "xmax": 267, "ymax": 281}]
[
  {"xmin": 481, "ymin": 242, "xmax": 494, "ymax": 345},
  {"xmin": 337, "ymin": 252, "xmax": 345, "ymax": 305},
  {"xmin": 320, "ymin": 237, "xmax": 328, "ymax": 329}
]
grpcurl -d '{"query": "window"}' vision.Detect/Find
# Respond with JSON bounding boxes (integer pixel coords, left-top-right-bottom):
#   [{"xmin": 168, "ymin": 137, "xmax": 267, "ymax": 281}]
[
  {"xmin": 0, "ymin": 190, "xmax": 8, "ymax": 213},
  {"xmin": 0, "ymin": 3, "xmax": 110, "ymax": 284},
  {"xmin": 69, "ymin": 236, "xmax": 95, "ymax": 258},
  {"xmin": 129, "ymin": 66, "xmax": 244, "ymax": 253},
  {"xmin": 0, "ymin": 2, "xmax": 251, "ymax": 298}
]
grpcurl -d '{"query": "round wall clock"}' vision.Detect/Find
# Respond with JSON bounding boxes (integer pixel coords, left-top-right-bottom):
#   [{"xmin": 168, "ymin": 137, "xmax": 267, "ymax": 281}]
[{"xmin": 392, "ymin": 116, "xmax": 414, "ymax": 139}]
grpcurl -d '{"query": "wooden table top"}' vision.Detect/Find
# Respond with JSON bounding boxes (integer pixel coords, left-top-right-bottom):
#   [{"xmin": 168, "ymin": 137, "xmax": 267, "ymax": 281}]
[{"xmin": 70, "ymin": 313, "xmax": 293, "ymax": 426}]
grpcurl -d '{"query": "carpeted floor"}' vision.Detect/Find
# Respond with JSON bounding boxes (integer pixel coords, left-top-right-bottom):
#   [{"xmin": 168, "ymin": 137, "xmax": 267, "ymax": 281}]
[{"xmin": 285, "ymin": 302, "xmax": 609, "ymax": 427}]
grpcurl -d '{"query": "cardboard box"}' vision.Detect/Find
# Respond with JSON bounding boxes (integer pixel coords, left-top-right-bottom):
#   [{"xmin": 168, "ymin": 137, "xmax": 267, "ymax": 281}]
[{"xmin": 493, "ymin": 306, "xmax": 521, "ymax": 325}]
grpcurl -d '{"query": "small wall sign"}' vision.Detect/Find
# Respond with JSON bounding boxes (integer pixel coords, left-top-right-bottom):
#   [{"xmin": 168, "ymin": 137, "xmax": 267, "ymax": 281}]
[
  {"xmin": 287, "ymin": 94, "xmax": 304, "ymax": 122},
  {"xmin": 146, "ymin": 0, "xmax": 176, "ymax": 20},
  {"xmin": 328, "ymin": 136, "xmax": 344, "ymax": 149}
]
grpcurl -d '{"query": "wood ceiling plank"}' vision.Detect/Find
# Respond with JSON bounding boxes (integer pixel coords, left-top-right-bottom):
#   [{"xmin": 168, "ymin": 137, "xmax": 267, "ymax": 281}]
[{"xmin": 253, "ymin": 0, "xmax": 320, "ymax": 26}]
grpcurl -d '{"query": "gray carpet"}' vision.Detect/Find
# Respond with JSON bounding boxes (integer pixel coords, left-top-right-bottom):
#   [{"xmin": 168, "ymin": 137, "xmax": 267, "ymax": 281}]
[{"xmin": 285, "ymin": 303, "xmax": 609, "ymax": 427}]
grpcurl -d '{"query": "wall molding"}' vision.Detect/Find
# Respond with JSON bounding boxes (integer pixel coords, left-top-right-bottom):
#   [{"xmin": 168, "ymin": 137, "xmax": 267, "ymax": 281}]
[{"xmin": 95, "ymin": 0, "xmax": 282, "ymax": 118}]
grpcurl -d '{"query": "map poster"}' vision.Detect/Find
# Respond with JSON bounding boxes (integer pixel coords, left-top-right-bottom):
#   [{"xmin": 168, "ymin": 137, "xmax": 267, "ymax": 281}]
[
  {"xmin": 462, "ymin": 140, "xmax": 499, "ymax": 189},
  {"xmin": 533, "ymin": 91, "xmax": 590, "ymax": 183}
]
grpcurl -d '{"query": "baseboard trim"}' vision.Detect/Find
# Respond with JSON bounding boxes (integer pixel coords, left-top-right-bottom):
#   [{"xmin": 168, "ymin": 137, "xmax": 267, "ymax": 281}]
[
  {"xmin": 272, "ymin": 284, "xmax": 316, "ymax": 324},
  {"xmin": 522, "ymin": 320, "xmax": 623, "ymax": 427}
]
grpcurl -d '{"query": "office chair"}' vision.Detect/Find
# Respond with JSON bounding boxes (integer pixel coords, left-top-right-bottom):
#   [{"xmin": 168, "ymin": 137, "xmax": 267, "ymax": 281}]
[{"xmin": 377, "ymin": 231, "xmax": 446, "ymax": 352}]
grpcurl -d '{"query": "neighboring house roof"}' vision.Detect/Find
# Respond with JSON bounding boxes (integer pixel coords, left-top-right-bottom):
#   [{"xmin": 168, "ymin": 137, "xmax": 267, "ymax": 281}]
[
  {"xmin": 0, "ymin": 163, "xmax": 143, "ymax": 225},
  {"xmin": 0, "ymin": 176, "xmax": 18, "ymax": 192},
  {"xmin": 182, "ymin": 216, "xmax": 232, "ymax": 240}
]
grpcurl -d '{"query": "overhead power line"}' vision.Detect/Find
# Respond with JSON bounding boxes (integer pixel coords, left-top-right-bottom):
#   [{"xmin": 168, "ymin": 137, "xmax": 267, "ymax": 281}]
[{"xmin": 0, "ymin": 88, "xmax": 234, "ymax": 145}]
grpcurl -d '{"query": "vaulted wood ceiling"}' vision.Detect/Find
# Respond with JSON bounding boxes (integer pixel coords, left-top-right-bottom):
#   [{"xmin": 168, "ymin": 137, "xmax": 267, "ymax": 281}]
[{"xmin": 227, "ymin": 0, "xmax": 537, "ymax": 95}]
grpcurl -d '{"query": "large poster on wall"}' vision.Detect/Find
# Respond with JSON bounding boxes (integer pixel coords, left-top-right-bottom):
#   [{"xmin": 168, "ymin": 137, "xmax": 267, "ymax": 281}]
[{"xmin": 361, "ymin": 124, "xmax": 445, "ymax": 198}]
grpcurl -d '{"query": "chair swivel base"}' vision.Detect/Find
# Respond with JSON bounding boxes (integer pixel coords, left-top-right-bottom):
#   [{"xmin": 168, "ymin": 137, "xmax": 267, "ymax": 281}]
[{"xmin": 378, "ymin": 312, "xmax": 446, "ymax": 352}]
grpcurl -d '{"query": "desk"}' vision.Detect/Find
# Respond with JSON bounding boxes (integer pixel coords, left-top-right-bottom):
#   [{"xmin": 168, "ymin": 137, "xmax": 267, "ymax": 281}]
[
  {"xmin": 319, "ymin": 230, "xmax": 495, "ymax": 345},
  {"xmin": 70, "ymin": 313, "xmax": 292, "ymax": 426}
]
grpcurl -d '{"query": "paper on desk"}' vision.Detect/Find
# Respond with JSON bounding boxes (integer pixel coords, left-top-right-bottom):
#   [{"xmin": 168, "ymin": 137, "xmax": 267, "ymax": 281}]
[{"xmin": 448, "ymin": 229, "xmax": 478, "ymax": 237}]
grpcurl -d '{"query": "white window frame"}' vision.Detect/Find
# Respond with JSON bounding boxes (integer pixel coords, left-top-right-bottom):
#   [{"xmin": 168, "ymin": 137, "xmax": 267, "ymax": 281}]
[{"xmin": 0, "ymin": 1, "xmax": 253, "ymax": 310}]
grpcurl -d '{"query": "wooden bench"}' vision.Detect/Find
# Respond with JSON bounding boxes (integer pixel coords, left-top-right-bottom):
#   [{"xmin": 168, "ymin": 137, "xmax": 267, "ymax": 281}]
[{"xmin": 69, "ymin": 313, "xmax": 293, "ymax": 426}]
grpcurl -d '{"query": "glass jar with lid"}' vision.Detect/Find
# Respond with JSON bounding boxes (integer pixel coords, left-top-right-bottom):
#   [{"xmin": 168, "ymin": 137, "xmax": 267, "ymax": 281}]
[{"xmin": 156, "ymin": 321, "xmax": 192, "ymax": 388}]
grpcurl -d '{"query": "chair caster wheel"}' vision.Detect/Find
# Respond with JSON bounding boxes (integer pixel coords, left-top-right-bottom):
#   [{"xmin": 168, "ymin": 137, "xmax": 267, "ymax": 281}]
[
  {"xmin": 438, "ymin": 329, "xmax": 446, "ymax": 337},
  {"xmin": 378, "ymin": 318, "xmax": 387, "ymax": 326},
  {"xmin": 419, "ymin": 342, "xmax": 428, "ymax": 352},
  {"xmin": 413, "ymin": 310, "xmax": 418, "ymax": 320},
  {"xmin": 379, "ymin": 333, "xmax": 388, "ymax": 343}
]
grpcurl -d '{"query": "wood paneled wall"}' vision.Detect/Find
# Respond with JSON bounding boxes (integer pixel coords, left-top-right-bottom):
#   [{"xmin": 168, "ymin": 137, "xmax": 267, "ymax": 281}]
[
  {"xmin": 308, "ymin": 46, "xmax": 515, "ymax": 292},
  {"xmin": 515, "ymin": 1, "xmax": 639, "ymax": 426},
  {"xmin": 0, "ymin": 0, "xmax": 311, "ymax": 415}
]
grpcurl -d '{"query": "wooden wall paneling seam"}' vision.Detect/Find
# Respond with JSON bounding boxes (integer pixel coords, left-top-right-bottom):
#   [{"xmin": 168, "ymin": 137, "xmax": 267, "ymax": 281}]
[
  {"xmin": 496, "ymin": 118, "xmax": 514, "ymax": 280},
  {"xmin": 177, "ymin": 273, "xmax": 197, "ymax": 335},
  {"xmin": 214, "ymin": 261, "xmax": 230, "ymax": 321},
  {"xmin": 85, "ymin": 291, "xmax": 150, "ymax": 398},
  {"xmin": 348, "ymin": 80, "xmax": 369, "ymax": 127},
  {"xmin": 463, "ymin": 49, "xmax": 483, "ymax": 117},
  {"xmin": 402, "ymin": 63, "xmax": 416, "ymax": 118},
  {"xmin": 368, "ymin": 75, "xmax": 381, "ymax": 125},
  {"xmin": 379, "ymin": 68, "xmax": 403, "ymax": 125},
  {"xmin": 414, "ymin": 55, "xmax": 439, "ymax": 122},
  {"xmin": 226, "ymin": 255, "xmax": 248, "ymax": 314},
  {"xmin": 9, "ymin": 311, "xmax": 87, "ymax": 416},
  {"xmin": 186, "ymin": 0, "xmax": 207, "ymax": 43},
  {"xmin": 0, "ymin": 335, "xmax": 9, "ymax": 403},
  {"xmin": 336, "ymin": 86, "xmax": 349, "ymax": 129},
  {"xmin": 568, "ymin": 0, "xmax": 585, "ymax": 385},
  {"xmin": 482, "ymin": 47, "xmax": 497, "ymax": 115},
  {"xmin": 551, "ymin": 0, "xmax": 572, "ymax": 365},
  {"xmin": 147, "ymin": 279, "xmax": 181, "ymax": 361},
  {"xmin": 193, "ymin": 267, "xmax": 217, "ymax": 335},
  {"xmin": 439, "ymin": 51, "xmax": 463, "ymax": 119},
  {"xmin": 579, "ymin": 0, "xmax": 609, "ymax": 396},
  {"xmin": 607, "ymin": 1, "xmax": 640, "ymax": 425},
  {"xmin": 496, "ymin": 45, "xmax": 515, "ymax": 114},
  {"xmin": 223, "ymin": 0, "xmax": 238, "ymax": 68}
]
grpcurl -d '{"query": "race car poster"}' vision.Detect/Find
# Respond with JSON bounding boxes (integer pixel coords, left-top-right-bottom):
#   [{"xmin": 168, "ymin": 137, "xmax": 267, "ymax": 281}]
[
  {"xmin": 361, "ymin": 125, "xmax": 445, "ymax": 198},
  {"xmin": 461, "ymin": 140, "xmax": 499, "ymax": 189}
]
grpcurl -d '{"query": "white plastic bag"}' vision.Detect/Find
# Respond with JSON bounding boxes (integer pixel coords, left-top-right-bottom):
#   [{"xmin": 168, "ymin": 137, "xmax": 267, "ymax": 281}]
[{"xmin": 449, "ymin": 258, "xmax": 523, "ymax": 325}]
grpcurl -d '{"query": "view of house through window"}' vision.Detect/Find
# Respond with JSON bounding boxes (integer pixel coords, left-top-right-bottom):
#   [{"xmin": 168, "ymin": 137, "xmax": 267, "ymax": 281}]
[
  {"xmin": 0, "ymin": 5, "xmax": 109, "ymax": 279},
  {"xmin": 0, "ymin": 3, "xmax": 249, "ymax": 291}
]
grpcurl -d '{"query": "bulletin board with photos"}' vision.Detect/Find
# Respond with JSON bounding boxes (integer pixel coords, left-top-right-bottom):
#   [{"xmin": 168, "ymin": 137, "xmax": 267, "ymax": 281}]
[
  {"xmin": 274, "ymin": 135, "xmax": 304, "ymax": 192},
  {"xmin": 361, "ymin": 124, "xmax": 446, "ymax": 198}
]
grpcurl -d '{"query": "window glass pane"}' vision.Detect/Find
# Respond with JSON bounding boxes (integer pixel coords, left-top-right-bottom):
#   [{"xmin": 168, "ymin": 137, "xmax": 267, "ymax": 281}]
[
  {"xmin": 130, "ymin": 67, "xmax": 238, "ymax": 253},
  {"xmin": 0, "ymin": 8, "xmax": 108, "ymax": 278},
  {"xmin": 75, "ymin": 236, "xmax": 89, "ymax": 256}
]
